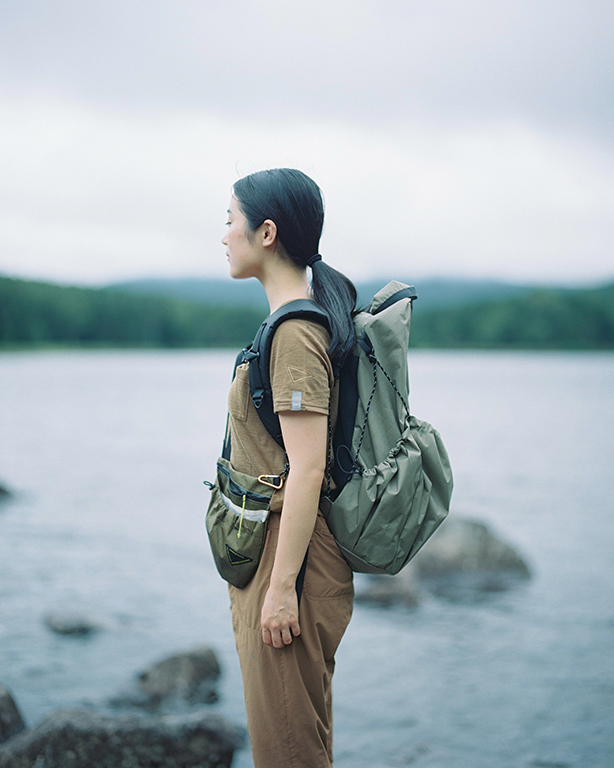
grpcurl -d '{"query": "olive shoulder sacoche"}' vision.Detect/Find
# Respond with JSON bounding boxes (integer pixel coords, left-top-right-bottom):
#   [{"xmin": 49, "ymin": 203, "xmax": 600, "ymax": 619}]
[{"xmin": 243, "ymin": 281, "xmax": 454, "ymax": 575}]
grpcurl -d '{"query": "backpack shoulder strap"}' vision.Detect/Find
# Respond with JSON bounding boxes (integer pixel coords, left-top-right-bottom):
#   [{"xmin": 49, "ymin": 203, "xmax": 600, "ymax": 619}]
[{"xmin": 248, "ymin": 299, "xmax": 330, "ymax": 448}]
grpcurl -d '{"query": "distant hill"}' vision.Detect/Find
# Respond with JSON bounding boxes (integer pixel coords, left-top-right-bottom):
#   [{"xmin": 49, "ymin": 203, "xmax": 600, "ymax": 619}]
[
  {"xmin": 108, "ymin": 276, "xmax": 535, "ymax": 311},
  {"xmin": 1, "ymin": 274, "xmax": 613, "ymax": 350},
  {"xmin": 356, "ymin": 277, "xmax": 534, "ymax": 310}
]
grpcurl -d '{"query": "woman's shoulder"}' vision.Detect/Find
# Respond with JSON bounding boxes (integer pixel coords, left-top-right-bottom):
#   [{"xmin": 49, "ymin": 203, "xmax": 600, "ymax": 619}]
[
  {"xmin": 270, "ymin": 318, "xmax": 334, "ymax": 390},
  {"xmin": 271, "ymin": 317, "xmax": 331, "ymax": 350}
]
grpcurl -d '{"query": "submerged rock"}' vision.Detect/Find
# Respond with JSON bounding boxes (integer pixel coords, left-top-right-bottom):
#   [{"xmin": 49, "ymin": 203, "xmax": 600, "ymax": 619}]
[
  {"xmin": 414, "ymin": 517, "xmax": 531, "ymax": 600},
  {"xmin": 43, "ymin": 612, "xmax": 100, "ymax": 637},
  {"xmin": 356, "ymin": 517, "xmax": 532, "ymax": 606},
  {"xmin": 0, "ymin": 708, "xmax": 244, "ymax": 768},
  {"xmin": 0, "ymin": 688, "xmax": 25, "ymax": 745},
  {"xmin": 111, "ymin": 646, "xmax": 221, "ymax": 709},
  {"xmin": 354, "ymin": 568, "xmax": 420, "ymax": 607}
]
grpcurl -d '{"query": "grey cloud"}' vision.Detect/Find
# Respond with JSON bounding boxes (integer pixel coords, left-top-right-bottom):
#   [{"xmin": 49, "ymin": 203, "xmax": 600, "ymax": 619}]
[
  {"xmin": 1, "ymin": 0, "xmax": 612, "ymax": 285},
  {"xmin": 1, "ymin": 0, "xmax": 612, "ymax": 140}
]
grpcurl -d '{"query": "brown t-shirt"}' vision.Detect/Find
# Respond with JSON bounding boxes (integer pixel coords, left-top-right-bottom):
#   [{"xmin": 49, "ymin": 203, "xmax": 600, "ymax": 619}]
[{"xmin": 227, "ymin": 318, "xmax": 338, "ymax": 513}]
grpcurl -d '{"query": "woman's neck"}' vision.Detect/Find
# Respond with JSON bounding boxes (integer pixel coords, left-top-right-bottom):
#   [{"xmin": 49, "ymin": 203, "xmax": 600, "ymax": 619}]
[{"xmin": 259, "ymin": 258, "xmax": 311, "ymax": 314}]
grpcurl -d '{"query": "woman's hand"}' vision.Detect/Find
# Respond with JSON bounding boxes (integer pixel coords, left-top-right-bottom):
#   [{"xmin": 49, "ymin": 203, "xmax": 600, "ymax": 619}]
[{"xmin": 261, "ymin": 583, "xmax": 301, "ymax": 648}]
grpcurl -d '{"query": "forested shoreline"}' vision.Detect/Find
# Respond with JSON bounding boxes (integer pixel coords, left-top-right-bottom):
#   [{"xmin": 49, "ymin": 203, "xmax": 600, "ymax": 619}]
[
  {"xmin": 1, "ymin": 275, "xmax": 613, "ymax": 350},
  {"xmin": 411, "ymin": 283, "xmax": 614, "ymax": 349},
  {"xmin": 0, "ymin": 276, "xmax": 265, "ymax": 349}
]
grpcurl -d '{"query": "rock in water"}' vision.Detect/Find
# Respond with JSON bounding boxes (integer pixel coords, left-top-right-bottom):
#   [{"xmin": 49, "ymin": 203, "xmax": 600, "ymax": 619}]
[
  {"xmin": 0, "ymin": 484, "xmax": 12, "ymax": 503},
  {"xmin": 354, "ymin": 569, "xmax": 420, "ymax": 607},
  {"xmin": 0, "ymin": 688, "xmax": 25, "ymax": 745},
  {"xmin": 413, "ymin": 517, "xmax": 531, "ymax": 600},
  {"xmin": 139, "ymin": 646, "xmax": 221, "ymax": 704},
  {"xmin": 43, "ymin": 612, "xmax": 100, "ymax": 636},
  {"xmin": 0, "ymin": 709, "xmax": 244, "ymax": 768},
  {"xmin": 355, "ymin": 517, "xmax": 532, "ymax": 606},
  {"xmin": 415, "ymin": 518, "xmax": 531, "ymax": 576},
  {"xmin": 111, "ymin": 646, "xmax": 221, "ymax": 709}
]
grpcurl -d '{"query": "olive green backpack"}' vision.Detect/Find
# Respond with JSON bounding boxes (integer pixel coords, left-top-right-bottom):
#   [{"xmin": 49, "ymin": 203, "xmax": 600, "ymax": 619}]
[{"xmin": 245, "ymin": 280, "xmax": 454, "ymax": 575}]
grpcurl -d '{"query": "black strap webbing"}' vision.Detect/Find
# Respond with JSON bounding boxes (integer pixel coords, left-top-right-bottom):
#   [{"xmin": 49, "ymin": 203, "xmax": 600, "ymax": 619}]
[{"xmin": 295, "ymin": 548, "xmax": 309, "ymax": 606}]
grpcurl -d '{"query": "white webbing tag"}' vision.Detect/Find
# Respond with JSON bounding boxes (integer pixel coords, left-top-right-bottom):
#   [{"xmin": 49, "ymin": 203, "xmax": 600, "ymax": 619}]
[{"xmin": 291, "ymin": 391, "xmax": 303, "ymax": 411}]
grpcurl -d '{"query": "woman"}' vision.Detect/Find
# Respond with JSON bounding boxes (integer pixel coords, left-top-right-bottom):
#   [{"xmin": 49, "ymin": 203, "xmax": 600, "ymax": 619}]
[{"xmin": 220, "ymin": 168, "xmax": 357, "ymax": 767}]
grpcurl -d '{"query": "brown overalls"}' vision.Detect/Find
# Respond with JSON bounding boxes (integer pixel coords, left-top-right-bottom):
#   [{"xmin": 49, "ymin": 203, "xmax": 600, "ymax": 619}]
[{"xmin": 227, "ymin": 319, "xmax": 354, "ymax": 768}]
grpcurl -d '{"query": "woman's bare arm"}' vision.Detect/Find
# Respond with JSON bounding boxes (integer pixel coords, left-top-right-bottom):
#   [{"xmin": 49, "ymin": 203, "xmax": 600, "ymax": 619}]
[{"xmin": 260, "ymin": 409, "xmax": 328, "ymax": 648}]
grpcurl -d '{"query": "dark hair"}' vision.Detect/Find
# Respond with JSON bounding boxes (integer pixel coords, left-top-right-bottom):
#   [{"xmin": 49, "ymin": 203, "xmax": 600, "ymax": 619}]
[{"xmin": 233, "ymin": 168, "xmax": 357, "ymax": 365}]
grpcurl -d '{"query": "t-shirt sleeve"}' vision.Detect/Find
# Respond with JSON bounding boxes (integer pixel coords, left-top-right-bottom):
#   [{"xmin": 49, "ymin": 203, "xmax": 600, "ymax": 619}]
[{"xmin": 270, "ymin": 319, "xmax": 334, "ymax": 415}]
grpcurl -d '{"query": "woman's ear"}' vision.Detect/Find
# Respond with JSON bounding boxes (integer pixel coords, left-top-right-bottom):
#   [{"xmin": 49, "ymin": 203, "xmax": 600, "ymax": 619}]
[{"xmin": 261, "ymin": 219, "xmax": 278, "ymax": 249}]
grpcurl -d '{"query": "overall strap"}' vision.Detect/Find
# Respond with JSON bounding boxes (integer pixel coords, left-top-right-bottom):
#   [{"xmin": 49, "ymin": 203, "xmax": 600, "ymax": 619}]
[
  {"xmin": 222, "ymin": 301, "xmax": 329, "ymax": 457},
  {"xmin": 222, "ymin": 346, "xmax": 254, "ymax": 461}
]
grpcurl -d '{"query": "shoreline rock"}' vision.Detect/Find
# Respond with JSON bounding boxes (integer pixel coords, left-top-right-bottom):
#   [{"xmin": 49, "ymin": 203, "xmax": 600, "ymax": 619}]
[
  {"xmin": 110, "ymin": 646, "xmax": 221, "ymax": 709},
  {"xmin": 0, "ymin": 708, "xmax": 244, "ymax": 768},
  {"xmin": 0, "ymin": 688, "xmax": 25, "ymax": 745}
]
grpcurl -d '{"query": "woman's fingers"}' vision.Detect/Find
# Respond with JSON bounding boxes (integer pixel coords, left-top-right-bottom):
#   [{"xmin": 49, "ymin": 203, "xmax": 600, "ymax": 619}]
[
  {"xmin": 261, "ymin": 615, "xmax": 301, "ymax": 647},
  {"xmin": 261, "ymin": 585, "xmax": 301, "ymax": 648},
  {"xmin": 290, "ymin": 617, "xmax": 301, "ymax": 637},
  {"xmin": 263, "ymin": 621, "xmax": 297, "ymax": 647}
]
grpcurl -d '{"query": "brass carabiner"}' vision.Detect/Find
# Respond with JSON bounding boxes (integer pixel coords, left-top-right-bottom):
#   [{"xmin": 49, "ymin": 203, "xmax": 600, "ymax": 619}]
[{"xmin": 257, "ymin": 473, "xmax": 284, "ymax": 490}]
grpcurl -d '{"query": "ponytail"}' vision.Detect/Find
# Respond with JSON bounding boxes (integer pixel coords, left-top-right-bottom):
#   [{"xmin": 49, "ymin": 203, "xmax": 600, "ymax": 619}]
[
  {"xmin": 308, "ymin": 257, "xmax": 357, "ymax": 364},
  {"xmin": 233, "ymin": 168, "xmax": 357, "ymax": 367}
]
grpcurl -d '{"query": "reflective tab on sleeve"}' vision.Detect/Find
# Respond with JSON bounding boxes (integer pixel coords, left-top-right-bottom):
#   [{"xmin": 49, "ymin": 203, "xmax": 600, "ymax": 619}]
[{"xmin": 291, "ymin": 391, "xmax": 303, "ymax": 411}]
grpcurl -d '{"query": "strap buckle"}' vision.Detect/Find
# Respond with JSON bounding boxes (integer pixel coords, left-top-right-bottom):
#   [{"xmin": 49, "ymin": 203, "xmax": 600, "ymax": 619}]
[{"xmin": 252, "ymin": 388, "xmax": 265, "ymax": 408}]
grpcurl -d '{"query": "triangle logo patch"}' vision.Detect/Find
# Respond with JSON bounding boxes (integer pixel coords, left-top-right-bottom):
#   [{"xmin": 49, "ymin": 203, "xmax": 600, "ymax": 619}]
[
  {"xmin": 226, "ymin": 545, "xmax": 253, "ymax": 566},
  {"xmin": 287, "ymin": 365, "xmax": 310, "ymax": 383}
]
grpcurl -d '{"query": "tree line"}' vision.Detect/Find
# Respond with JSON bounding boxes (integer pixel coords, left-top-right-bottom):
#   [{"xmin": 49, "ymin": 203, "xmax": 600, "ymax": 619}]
[
  {"xmin": 410, "ymin": 283, "xmax": 614, "ymax": 350},
  {"xmin": 0, "ymin": 276, "xmax": 265, "ymax": 349},
  {"xmin": 1, "ymin": 275, "xmax": 613, "ymax": 350}
]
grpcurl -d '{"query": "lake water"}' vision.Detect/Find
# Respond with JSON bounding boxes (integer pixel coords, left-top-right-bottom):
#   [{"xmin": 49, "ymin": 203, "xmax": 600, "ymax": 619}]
[{"xmin": 0, "ymin": 350, "xmax": 613, "ymax": 768}]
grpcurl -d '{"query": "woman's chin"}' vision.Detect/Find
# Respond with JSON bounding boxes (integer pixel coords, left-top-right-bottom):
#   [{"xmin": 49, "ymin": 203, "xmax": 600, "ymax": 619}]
[{"xmin": 229, "ymin": 267, "xmax": 252, "ymax": 281}]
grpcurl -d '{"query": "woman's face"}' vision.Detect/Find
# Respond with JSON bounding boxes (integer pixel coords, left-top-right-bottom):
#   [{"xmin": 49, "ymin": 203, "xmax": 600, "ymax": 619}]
[{"xmin": 222, "ymin": 196, "xmax": 263, "ymax": 280}]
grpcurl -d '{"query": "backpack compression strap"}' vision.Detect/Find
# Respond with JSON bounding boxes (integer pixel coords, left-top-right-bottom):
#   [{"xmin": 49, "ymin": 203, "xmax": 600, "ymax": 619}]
[
  {"xmin": 371, "ymin": 285, "xmax": 418, "ymax": 315},
  {"xmin": 248, "ymin": 299, "xmax": 330, "ymax": 448}
]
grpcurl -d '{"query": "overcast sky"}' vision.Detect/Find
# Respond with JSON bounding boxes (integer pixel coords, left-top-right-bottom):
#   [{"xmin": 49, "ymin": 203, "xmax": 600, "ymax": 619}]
[{"xmin": 1, "ymin": 0, "xmax": 613, "ymax": 286}]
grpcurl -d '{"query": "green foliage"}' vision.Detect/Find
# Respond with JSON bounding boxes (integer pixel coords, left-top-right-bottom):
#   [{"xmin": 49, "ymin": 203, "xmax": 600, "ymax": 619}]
[
  {"xmin": 411, "ymin": 284, "xmax": 614, "ymax": 349},
  {"xmin": 1, "ymin": 275, "xmax": 613, "ymax": 350},
  {"xmin": 0, "ymin": 276, "xmax": 265, "ymax": 348}
]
